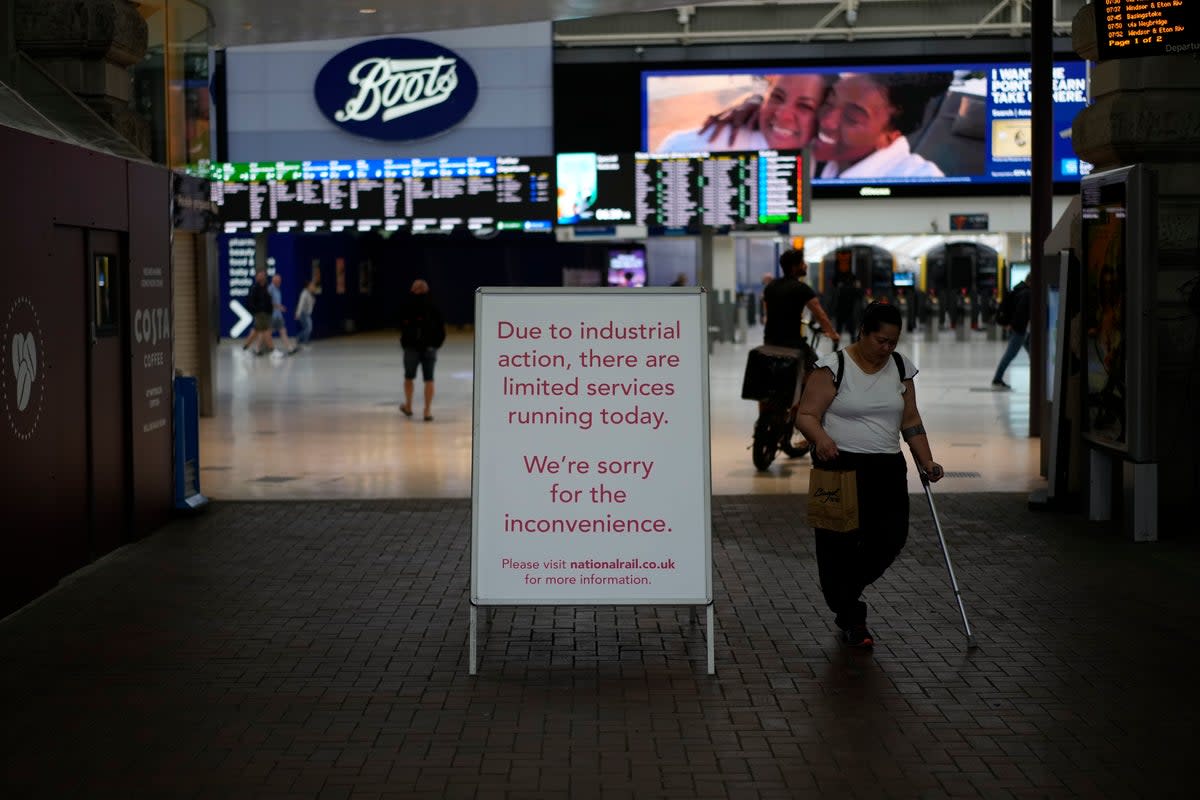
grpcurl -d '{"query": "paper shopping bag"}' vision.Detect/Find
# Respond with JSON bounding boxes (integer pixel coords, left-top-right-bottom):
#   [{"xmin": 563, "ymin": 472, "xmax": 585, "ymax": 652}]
[{"xmin": 807, "ymin": 468, "xmax": 860, "ymax": 532}]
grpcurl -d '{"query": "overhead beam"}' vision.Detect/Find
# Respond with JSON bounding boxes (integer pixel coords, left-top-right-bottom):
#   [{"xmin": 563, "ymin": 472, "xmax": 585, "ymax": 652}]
[{"xmin": 555, "ymin": 20, "xmax": 1071, "ymax": 46}]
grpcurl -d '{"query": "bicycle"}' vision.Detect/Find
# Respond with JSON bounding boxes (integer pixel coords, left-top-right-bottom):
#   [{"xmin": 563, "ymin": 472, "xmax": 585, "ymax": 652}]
[{"xmin": 745, "ymin": 324, "xmax": 824, "ymax": 471}]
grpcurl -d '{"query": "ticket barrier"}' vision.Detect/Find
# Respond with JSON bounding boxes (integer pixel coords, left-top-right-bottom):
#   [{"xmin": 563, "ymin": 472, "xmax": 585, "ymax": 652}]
[
  {"xmin": 923, "ymin": 295, "xmax": 941, "ymax": 342},
  {"xmin": 954, "ymin": 293, "xmax": 972, "ymax": 342}
]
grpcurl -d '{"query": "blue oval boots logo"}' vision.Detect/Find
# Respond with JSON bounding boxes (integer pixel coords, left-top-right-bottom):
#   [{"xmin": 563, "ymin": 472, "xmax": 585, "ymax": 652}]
[{"xmin": 314, "ymin": 38, "xmax": 479, "ymax": 141}]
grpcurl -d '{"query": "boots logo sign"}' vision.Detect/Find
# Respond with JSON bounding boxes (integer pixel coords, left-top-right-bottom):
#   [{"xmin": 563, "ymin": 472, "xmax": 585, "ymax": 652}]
[
  {"xmin": 314, "ymin": 38, "xmax": 479, "ymax": 141},
  {"xmin": 2, "ymin": 296, "xmax": 46, "ymax": 441}
]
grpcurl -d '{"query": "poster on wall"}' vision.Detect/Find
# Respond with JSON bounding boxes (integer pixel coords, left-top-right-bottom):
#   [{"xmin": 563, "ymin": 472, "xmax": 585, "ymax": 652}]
[
  {"xmin": 471, "ymin": 288, "xmax": 712, "ymax": 606},
  {"xmin": 1080, "ymin": 164, "xmax": 1156, "ymax": 461}
]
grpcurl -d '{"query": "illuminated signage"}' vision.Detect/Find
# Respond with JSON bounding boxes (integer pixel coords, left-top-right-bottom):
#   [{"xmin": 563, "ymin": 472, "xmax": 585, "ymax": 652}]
[
  {"xmin": 313, "ymin": 38, "xmax": 479, "ymax": 141},
  {"xmin": 1096, "ymin": 0, "xmax": 1198, "ymax": 59},
  {"xmin": 209, "ymin": 156, "xmax": 554, "ymax": 235},
  {"xmin": 556, "ymin": 150, "xmax": 809, "ymax": 229},
  {"xmin": 642, "ymin": 61, "xmax": 1091, "ymax": 189}
]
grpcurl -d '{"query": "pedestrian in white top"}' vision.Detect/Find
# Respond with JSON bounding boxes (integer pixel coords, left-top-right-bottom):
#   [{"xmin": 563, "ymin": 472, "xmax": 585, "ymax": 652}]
[
  {"xmin": 795, "ymin": 301, "xmax": 944, "ymax": 649},
  {"xmin": 294, "ymin": 280, "xmax": 318, "ymax": 347}
]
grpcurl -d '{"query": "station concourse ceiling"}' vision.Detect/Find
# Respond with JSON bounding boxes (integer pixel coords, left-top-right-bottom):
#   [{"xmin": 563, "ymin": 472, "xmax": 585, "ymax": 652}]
[{"xmin": 190, "ymin": 0, "xmax": 737, "ymax": 47}]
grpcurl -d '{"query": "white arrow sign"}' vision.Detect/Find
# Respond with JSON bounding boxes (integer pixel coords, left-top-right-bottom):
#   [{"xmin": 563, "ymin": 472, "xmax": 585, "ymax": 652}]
[{"xmin": 229, "ymin": 299, "xmax": 252, "ymax": 338}]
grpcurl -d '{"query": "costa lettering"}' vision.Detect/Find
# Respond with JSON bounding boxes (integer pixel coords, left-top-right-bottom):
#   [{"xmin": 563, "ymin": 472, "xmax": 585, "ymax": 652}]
[
  {"xmin": 314, "ymin": 38, "xmax": 479, "ymax": 141},
  {"xmin": 134, "ymin": 307, "xmax": 171, "ymax": 346}
]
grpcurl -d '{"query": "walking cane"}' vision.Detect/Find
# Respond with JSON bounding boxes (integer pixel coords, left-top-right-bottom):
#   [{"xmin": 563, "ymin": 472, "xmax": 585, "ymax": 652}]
[{"xmin": 914, "ymin": 460, "xmax": 977, "ymax": 650}]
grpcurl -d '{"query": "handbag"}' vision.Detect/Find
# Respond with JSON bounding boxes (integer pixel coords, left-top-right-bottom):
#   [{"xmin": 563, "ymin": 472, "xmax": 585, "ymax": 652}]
[{"xmin": 807, "ymin": 467, "xmax": 859, "ymax": 532}]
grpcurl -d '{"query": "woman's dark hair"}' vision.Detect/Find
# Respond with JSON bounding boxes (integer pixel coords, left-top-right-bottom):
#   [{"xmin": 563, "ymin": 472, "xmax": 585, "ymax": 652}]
[
  {"xmin": 860, "ymin": 300, "xmax": 903, "ymax": 334},
  {"xmin": 870, "ymin": 72, "xmax": 955, "ymax": 136}
]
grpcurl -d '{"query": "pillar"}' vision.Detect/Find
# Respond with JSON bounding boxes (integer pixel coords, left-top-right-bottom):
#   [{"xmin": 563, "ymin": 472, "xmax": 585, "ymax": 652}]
[
  {"xmin": 14, "ymin": 0, "xmax": 149, "ymax": 154},
  {"xmin": 699, "ymin": 231, "xmax": 737, "ymax": 343},
  {"xmin": 1071, "ymin": 4, "xmax": 1200, "ymax": 524}
]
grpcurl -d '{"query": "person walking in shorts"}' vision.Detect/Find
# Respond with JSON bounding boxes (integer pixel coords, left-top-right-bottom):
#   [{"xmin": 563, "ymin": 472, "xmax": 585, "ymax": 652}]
[
  {"xmin": 398, "ymin": 279, "xmax": 446, "ymax": 421},
  {"xmin": 294, "ymin": 280, "xmax": 318, "ymax": 348},
  {"xmin": 268, "ymin": 274, "xmax": 297, "ymax": 357},
  {"xmin": 242, "ymin": 270, "xmax": 274, "ymax": 355}
]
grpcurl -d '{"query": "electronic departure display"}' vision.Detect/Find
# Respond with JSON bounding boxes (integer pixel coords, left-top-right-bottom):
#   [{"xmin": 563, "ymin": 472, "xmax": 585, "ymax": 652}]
[
  {"xmin": 1096, "ymin": 0, "xmax": 1198, "ymax": 59},
  {"xmin": 208, "ymin": 156, "xmax": 554, "ymax": 234},
  {"xmin": 555, "ymin": 150, "xmax": 808, "ymax": 230}
]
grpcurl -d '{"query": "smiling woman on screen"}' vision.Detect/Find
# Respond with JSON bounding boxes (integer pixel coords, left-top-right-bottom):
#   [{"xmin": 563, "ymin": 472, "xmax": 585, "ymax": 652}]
[
  {"xmin": 656, "ymin": 73, "xmax": 829, "ymax": 153},
  {"xmin": 812, "ymin": 72, "xmax": 951, "ymax": 179}
]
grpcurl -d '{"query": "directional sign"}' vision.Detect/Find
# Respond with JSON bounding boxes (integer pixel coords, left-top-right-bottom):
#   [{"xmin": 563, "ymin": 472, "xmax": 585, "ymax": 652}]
[{"xmin": 229, "ymin": 299, "xmax": 252, "ymax": 337}]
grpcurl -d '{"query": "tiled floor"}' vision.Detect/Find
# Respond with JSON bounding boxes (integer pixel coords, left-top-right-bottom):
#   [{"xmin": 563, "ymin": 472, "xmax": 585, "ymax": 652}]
[
  {"xmin": 4, "ymin": 324, "xmax": 1196, "ymax": 798},
  {"xmin": 199, "ymin": 324, "xmax": 1043, "ymax": 501},
  {"xmin": 2, "ymin": 493, "xmax": 1196, "ymax": 798}
]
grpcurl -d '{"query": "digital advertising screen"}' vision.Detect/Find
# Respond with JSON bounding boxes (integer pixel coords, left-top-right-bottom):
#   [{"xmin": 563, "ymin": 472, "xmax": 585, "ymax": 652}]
[
  {"xmin": 1079, "ymin": 163, "xmax": 1156, "ymax": 462},
  {"xmin": 607, "ymin": 247, "xmax": 647, "ymax": 287},
  {"xmin": 1081, "ymin": 175, "xmax": 1129, "ymax": 453},
  {"xmin": 642, "ymin": 61, "xmax": 1089, "ymax": 191},
  {"xmin": 556, "ymin": 152, "xmax": 636, "ymax": 225},
  {"xmin": 208, "ymin": 156, "xmax": 555, "ymax": 234}
]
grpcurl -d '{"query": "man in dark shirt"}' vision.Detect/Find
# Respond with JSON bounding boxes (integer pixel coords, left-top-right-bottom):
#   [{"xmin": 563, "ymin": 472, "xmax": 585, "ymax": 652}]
[
  {"xmin": 241, "ymin": 270, "xmax": 275, "ymax": 355},
  {"xmin": 763, "ymin": 248, "xmax": 839, "ymax": 350},
  {"xmin": 759, "ymin": 248, "xmax": 839, "ymax": 452}
]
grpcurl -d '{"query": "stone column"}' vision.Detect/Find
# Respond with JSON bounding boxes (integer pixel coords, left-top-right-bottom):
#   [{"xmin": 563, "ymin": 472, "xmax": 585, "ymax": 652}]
[
  {"xmin": 14, "ymin": 0, "xmax": 149, "ymax": 154},
  {"xmin": 1071, "ymin": 3, "xmax": 1200, "ymax": 519}
]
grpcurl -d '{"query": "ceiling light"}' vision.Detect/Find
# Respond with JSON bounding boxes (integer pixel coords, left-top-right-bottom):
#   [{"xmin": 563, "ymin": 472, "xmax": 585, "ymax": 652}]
[{"xmin": 359, "ymin": 7, "xmax": 377, "ymax": 13}]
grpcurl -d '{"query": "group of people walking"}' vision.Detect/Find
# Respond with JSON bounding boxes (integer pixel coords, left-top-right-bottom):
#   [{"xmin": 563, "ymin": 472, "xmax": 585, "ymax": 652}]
[
  {"xmin": 239, "ymin": 272, "xmax": 447, "ymax": 420},
  {"xmin": 241, "ymin": 271, "xmax": 318, "ymax": 357}
]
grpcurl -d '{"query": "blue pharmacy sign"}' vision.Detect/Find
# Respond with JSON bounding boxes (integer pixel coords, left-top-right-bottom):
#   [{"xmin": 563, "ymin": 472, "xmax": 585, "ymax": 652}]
[{"xmin": 313, "ymin": 38, "xmax": 479, "ymax": 141}]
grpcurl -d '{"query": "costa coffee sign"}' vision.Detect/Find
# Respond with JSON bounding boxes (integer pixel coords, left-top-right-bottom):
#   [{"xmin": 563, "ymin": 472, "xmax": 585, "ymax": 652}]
[{"xmin": 314, "ymin": 38, "xmax": 479, "ymax": 141}]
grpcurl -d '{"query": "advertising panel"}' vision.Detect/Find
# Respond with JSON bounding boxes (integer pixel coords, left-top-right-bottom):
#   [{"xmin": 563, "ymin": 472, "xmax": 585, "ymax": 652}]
[
  {"xmin": 472, "ymin": 288, "xmax": 712, "ymax": 605},
  {"xmin": 1080, "ymin": 164, "xmax": 1156, "ymax": 461},
  {"xmin": 642, "ymin": 61, "xmax": 1089, "ymax": 188}
]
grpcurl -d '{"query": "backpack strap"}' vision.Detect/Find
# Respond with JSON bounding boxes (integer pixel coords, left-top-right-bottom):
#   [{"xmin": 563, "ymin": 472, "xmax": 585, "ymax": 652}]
[{"xmin": 892, "ymin": 351, "xmax": 906, "ymax": 381}]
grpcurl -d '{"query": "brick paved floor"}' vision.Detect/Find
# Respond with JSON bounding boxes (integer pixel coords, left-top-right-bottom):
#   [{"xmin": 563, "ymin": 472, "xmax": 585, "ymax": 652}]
[{"xmin": 2, "ymin": 495, "xmax": 1197, "ymax": 799}]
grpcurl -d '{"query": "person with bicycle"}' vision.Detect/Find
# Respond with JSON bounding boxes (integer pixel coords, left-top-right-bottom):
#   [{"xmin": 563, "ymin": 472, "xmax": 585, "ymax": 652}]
[
  {"xmin": 762, "ymin": 247, "xmax": 839, "ymax": 393},
  {"xmin": 756, "ymin": 248, "xmax": 839, "ymax": 462}
]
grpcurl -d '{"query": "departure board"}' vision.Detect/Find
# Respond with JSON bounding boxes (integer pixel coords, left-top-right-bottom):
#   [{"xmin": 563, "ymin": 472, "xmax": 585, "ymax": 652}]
[
  {"xmin": 556, "ymin": 150, "xmax": 809, "ymax": 230},
  {"xmin": 209, "ymin": 156, "xmax": 554, "ymax": 234},
  {"xmin": 634, "ymin": 151, "xmax": 805, "ymax": 228},
  {"xmin": 1096, "ymin": 0, "xmax": 1198, "ymax": 59}
]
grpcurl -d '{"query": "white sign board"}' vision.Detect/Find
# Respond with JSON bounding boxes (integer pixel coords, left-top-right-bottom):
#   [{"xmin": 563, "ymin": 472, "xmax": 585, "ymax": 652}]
[{"xmin": 472, "ymin": 287, "xmax": 712, "ymax": 606}]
